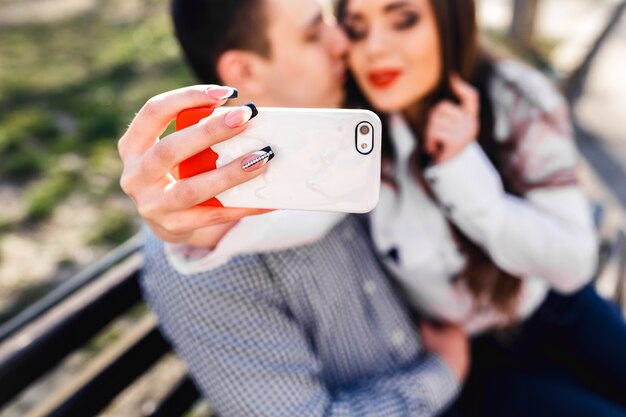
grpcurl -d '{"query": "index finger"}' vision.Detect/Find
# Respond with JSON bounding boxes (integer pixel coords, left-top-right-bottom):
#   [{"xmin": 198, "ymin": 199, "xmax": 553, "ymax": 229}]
[
  {"xmin": 118, "ymin": 85, "xmax": 238, "ymax": 161},
  {"xmin": 450, "ymin": 74, "xmax": 479, "ymax": 117}
]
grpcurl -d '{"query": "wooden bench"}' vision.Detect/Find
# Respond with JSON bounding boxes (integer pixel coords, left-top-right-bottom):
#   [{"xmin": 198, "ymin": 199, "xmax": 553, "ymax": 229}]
[{"xmin": 0, "ymin": 235, "xmax": 202, "ymax": 417}]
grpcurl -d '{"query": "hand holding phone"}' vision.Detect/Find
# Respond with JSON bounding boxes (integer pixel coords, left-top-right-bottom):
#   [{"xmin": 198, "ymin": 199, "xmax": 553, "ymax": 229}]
[
  {"xmin": 177, "ymin": 107, "xmax": 382, "ymax": 213},
  {"xmin": 118, "ymin": 85, "xmax": 271, "ymax": 247}
]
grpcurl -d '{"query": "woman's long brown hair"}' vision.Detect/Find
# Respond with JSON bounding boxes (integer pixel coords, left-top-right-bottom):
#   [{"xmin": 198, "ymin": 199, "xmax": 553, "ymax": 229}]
[{"xmin": 337, "ymin": 0, "xmax": 523, "ymax": 320}]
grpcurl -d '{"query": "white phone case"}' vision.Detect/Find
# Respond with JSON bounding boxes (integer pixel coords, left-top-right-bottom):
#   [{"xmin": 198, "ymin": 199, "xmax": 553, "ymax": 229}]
[{"xmin": 212, "ymin": 107, "xmax": 382, "ymax": 213}]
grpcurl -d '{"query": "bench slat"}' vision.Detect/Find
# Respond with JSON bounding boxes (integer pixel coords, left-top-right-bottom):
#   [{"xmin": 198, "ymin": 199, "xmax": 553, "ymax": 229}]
[
  {"xmin": 0, "ymin": 254, "xmax": 145, "ymax": 408},
  {"xmin": 146, "ymin": 375, "xmax": 201, "ymax": 417},
  {"xmin": 0, "ymin": 235, "xmax": 143, "ymax": 345},
  {"xmin": 25, "ymin": 315, "xmax": 170, "ymax": 417}
]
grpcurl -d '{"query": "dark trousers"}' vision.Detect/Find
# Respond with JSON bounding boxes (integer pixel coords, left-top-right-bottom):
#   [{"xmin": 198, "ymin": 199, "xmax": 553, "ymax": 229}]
[{"xmin": 442, "ymin": 284, "xmax": 626, "ymax": 417}]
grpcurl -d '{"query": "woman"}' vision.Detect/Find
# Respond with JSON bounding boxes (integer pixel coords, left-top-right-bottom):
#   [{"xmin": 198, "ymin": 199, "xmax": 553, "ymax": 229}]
[{"xmin": 336, "ymin": 0, "xmax": 626, "ymax": 415}]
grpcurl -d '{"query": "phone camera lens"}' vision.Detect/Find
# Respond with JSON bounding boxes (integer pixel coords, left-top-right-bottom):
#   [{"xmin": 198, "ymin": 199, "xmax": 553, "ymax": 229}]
[{"xmin": 355, "ymin": 122, "xmax": 374, "ymax": 155}]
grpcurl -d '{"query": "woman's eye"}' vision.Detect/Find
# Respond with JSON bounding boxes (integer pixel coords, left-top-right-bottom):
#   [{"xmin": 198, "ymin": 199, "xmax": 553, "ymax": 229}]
[
  {"xmin": 393, "ymin": 12, "xmax": 420, "ymax": 30},
  {"xmin": 343, "ymin": 25, "xmax": 367, "ymax": 41}
]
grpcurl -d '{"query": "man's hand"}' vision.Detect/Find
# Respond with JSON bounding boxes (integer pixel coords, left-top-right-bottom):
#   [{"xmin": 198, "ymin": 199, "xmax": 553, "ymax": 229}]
[
  {"xmin": 425, "ymin": 74, "xmax": 480, "ymax": 164},
  {"xmin": 420, "ymin": 321, "xmax": 470, "ymax": 382},
  {"xmin": 118, "ymin": 85, "xmax": 271, "ymax": 247}
]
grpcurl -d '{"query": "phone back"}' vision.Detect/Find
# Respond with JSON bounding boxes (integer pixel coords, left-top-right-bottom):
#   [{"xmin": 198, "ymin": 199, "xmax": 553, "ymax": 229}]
[{"xmin": 180, "ymin": 107, "xmax": 382, "ymax": 213}]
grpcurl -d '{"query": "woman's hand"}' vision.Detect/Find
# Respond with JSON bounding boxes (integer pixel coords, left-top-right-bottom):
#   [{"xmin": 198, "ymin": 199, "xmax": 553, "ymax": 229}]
[
  {"xmin": 118, "ymin": 85, "xmax": 271, "ymax": 247},
  {"xmin": 425, "ymin": 75, "xmax": 480, "ymax": 164},
  {"xmin": 420, "ymin": 321, "xmax": 470, "ymax": 382}
]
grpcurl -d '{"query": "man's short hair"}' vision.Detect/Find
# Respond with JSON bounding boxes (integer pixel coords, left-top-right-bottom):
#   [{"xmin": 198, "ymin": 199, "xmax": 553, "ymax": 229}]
[{"xmin": 171, "ymin": 0, "xmax": 272, "ymax": 84}]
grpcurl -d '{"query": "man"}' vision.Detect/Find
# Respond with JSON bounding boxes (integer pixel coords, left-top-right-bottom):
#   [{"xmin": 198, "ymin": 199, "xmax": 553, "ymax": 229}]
[{"xmin": 118, "ymin": 0, "xmax": 468, "ymax": 415}]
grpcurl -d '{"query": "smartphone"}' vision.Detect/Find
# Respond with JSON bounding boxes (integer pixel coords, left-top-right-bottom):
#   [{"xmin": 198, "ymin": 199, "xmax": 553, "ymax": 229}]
[{"xmin": 176, "ymin": 106, "xmax": 382, "ymax": 213}]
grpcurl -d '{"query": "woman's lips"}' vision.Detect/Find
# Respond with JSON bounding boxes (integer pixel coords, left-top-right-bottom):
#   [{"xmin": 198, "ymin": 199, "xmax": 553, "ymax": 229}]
[{"xmin": 368, "ymin": 69, "xmax": 402, "ymax": 89}]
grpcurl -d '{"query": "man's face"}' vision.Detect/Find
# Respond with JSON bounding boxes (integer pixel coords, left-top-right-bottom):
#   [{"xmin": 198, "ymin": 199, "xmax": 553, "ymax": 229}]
[{"xmin": 260, "ymin": 0, "xmax": 348, "ymax": 108}]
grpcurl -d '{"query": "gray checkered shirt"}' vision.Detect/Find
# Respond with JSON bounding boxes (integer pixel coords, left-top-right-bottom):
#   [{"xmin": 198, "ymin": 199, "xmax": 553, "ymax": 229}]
[{"xmin": 140, "ymin": 215, "xmax": 459, "ymax": 416}]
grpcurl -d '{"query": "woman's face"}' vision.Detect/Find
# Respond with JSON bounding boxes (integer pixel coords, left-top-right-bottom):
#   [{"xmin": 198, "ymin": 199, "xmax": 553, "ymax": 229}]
[{"xmin": 342, "ymin": 0, "xmax": 442, "ymax": 113}]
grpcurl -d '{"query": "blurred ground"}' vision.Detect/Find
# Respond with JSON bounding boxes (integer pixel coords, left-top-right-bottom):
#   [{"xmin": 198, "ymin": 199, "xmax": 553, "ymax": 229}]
[
  {"xmin": 571, "ymin": 4, "xmax": 626, "ymax": 208},
  {"xmin": 0, "ymin": 0, "xmax": 97, "ymax": 26}
]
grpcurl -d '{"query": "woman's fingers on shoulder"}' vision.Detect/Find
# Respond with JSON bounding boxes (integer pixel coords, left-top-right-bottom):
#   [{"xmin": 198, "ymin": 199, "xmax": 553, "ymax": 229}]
[
  {"xmin": 432, "ymin": 100, "xmax": 464, "ymax": 121},
  {"xmin": 450, "ymin": 74, "xmax": 480, "ymax": 116}
]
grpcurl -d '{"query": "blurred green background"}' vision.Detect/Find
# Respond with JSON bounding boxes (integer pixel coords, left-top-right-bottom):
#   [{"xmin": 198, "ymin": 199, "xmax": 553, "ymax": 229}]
[{"xmin": 0, "ymin": 0, "xmax": 194, "ymax": 325}]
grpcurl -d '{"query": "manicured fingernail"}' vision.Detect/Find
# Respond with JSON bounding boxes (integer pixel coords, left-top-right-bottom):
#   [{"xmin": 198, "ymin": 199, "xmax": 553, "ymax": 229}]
[
  {"xmin": 244, "ymin": 102, "xmax": 258, "ymax": 118},
  {"xmin": 224, "ymin": 102, "xmax": 258, "ymax": 128},
  {"xmin": 241, "ymin": 146, "xmax": 275, "ymax": 172},
  {"xmin": 206, "ymin": 86, "xmax": 238, "ymax": 101}
]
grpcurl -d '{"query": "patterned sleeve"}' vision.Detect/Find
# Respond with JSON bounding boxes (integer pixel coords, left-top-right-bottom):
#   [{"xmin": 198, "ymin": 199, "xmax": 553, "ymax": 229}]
[
  {"xmin": 140, "ymin": 238, "xmax": 459, "ymax": 417},
  {"xmin": 491, "ymin": 60, "xmax": 579, "ymax": 193},
  {"xmin": 424, "ymin": 62, "xmax": 598, "ymax": 293}
]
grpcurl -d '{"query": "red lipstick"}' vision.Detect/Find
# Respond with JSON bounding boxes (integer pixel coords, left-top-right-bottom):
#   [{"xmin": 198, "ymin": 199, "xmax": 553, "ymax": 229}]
[{"xmin": 368, "ymin": 69, "xmax": 402, "ymax": 89}]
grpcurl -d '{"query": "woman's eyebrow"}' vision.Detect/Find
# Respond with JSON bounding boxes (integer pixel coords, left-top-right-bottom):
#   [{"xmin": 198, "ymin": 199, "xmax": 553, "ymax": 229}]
[
  {"xmin": 383, "ymin": 1, "xmax": 414, "ymax": 13},
  {"xmin": 344, "ymin": 1, "xmax": 413, "ymax": 21}
]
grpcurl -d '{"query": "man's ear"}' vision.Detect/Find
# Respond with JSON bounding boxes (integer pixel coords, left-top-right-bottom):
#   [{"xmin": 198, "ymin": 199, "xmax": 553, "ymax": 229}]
[{"xmin": 217, "ymin": 50, "xmax": 268, "ymax": 97}]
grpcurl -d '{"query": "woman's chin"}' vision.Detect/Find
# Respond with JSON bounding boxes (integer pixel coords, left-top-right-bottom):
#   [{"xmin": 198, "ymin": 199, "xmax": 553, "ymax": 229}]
[
  {"xmin": 363, "ymin": 83, "xmax": 432, "ymax": 114},
  {"xmin": 367, "ymin": 97, "xmax": 408, "ymax": 114}
]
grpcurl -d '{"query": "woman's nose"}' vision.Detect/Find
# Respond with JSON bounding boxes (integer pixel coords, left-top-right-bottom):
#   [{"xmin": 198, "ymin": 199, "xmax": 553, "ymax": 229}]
[{"xmin": 364, "ymin": 27, "xmax": 388, "ymax": 58}]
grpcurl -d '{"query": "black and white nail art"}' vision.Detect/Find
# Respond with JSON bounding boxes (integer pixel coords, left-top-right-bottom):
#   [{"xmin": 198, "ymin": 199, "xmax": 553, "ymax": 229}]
[{"xmin": 241, "ymin": 146, "xmax": 275, "ymax": 172}]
